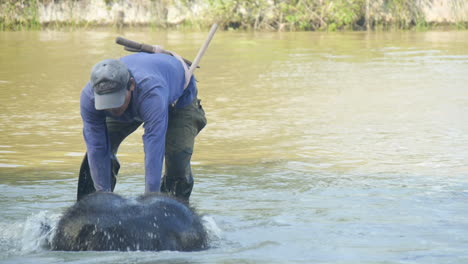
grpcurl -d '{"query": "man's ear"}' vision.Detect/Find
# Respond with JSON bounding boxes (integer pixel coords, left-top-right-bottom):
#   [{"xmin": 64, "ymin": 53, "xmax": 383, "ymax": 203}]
[{"xmin": 129, "ymin": 78, "xmax": 136, "ymax": 92}]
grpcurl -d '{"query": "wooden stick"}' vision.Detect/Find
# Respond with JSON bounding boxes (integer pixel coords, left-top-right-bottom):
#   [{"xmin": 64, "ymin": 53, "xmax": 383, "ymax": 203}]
[{"xmin": 188, "ymin": 24, "xmax": 218, "ymax": 76}]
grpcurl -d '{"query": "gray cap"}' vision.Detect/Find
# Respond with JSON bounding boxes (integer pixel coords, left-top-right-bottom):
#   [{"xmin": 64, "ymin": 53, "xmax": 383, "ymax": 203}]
[{"xmin": 90, "ymin": 59, "xmax": 130, "ymax": 110}]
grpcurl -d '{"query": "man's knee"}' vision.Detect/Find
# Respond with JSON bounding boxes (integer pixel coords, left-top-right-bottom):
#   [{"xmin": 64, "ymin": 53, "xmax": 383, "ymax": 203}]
[{"xmin": 165, "ymin": 148, "xmax": 193, "ymax": 176}]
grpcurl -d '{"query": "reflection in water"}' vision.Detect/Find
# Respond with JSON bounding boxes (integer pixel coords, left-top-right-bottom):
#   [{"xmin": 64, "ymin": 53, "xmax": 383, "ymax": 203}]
[{"xmin": 0, "ymin": 30, "xmax": 467, "ymax": 263}]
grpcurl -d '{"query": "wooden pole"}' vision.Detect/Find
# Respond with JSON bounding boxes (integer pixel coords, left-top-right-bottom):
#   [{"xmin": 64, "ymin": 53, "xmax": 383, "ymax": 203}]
[{"xmin": 188, "ymin": 24, "xmax": 218, "ymax": 76}]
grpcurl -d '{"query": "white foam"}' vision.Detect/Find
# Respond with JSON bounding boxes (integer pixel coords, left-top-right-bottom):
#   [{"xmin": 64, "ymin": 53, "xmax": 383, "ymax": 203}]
[
  {"xmin": 20, "ymin": 211, "xmax": 61, "ymax": 253},
  {"xmin": 0, "ymin": 211, "xmax": 61, "ymax": 255},
  {"xmin": 202, "ymin": 215, "xmax": 223, "ymax": 241}
]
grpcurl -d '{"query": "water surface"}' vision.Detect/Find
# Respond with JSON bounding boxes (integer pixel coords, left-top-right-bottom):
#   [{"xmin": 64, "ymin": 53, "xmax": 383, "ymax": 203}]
[{"xmin": 0, "ymin": 30, "xmax": 467, "ymax": 263}]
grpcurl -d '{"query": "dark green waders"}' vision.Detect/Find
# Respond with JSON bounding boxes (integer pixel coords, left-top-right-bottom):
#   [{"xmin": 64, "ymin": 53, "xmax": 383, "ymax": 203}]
[{"xmin": 76, "ymin": 98, "xmax": 207, "ymax": 202}]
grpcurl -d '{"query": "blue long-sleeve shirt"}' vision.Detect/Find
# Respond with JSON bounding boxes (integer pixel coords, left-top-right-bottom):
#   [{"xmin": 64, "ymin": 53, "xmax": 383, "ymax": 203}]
[{"xmin": 80, "ymin": 52, "xmax": 197, "ymax": 193}]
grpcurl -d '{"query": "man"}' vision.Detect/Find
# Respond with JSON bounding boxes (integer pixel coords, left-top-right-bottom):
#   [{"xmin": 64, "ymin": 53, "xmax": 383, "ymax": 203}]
[{"xmin": 77, "ymin": 52, "xmax": 207, "ymax": 202}]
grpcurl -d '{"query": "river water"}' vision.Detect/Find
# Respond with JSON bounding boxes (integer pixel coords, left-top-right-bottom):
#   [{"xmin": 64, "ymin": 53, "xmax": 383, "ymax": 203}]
[{"xmin": 0, "ymin": 30, "xmax": 467, "ymax": 263}]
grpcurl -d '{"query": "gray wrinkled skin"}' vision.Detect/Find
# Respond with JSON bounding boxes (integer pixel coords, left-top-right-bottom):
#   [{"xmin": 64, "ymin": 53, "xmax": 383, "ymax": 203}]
[{"xmin": 52, "ymin": 192, "xmax": 207, "ymax": 251}]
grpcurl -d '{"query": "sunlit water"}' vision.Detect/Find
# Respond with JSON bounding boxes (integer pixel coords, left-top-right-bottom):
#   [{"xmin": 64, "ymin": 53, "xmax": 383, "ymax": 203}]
[{"xmin": 0, "ymin": 30, "xmax": 467, "ymax": 263}]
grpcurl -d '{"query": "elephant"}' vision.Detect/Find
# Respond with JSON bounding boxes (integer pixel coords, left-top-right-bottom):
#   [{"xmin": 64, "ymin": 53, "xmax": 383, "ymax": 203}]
[{"xmin": 51, "ymin": 192, "xmax": 207, "ymax": 251}]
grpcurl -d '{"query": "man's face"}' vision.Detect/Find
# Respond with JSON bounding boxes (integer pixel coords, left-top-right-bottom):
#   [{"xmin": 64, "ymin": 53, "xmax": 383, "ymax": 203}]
[{"xmin": 106, "ymin": 79, "xmax": 135, "ymax": 117}]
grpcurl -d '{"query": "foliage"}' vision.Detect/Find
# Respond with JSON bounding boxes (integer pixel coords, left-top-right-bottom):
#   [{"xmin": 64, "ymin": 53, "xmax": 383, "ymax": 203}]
[
  {"xmin": 326, "ymin": 0, "xmax": 366, "ymax": 30},
  {"xmin": 384, "ymin": 0, "xmax": 426, "ymax": 29},
  {"xmin": 203, "ymin": 0, "xmax": 366, "ymax": 31},
  {"xmin": 204, "ymin": 0, "xmax": 429, "ymax": 31},
  {"xmin": 205, "ymin": 0, "xmax": 273, "ymax": 30},
  {"xmin": 0, "ymin": 0, "xmax": 41, "ymax": 30},
  {"xmin": 0, "ymin": 0, "xmax": 465, "ymax": 31}
]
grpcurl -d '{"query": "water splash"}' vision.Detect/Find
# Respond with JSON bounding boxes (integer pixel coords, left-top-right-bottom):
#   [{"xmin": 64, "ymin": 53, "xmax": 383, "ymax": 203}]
[
  {"xmin": 0, "ymin": 211, "xmax": 61, "ymax": 256},
  {"xmin": 202, "ymin": 215, "xmax": 223, "ymax": 243},
  {"xmin": 20, "ymin": 211, "xmax": 60, "ymax": 253}
]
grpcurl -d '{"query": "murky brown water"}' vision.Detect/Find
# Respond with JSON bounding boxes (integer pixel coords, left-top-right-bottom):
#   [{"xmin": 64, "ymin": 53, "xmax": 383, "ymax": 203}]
[{"xmin": 0, "ymin": 30, "xmax": 467, "ymax": 263}]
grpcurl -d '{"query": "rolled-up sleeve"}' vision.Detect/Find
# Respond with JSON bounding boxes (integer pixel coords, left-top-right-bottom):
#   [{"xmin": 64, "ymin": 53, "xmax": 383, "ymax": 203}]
[{"xmin": 80, "ymin": 84, "xmax": 112, "ymax": 191}]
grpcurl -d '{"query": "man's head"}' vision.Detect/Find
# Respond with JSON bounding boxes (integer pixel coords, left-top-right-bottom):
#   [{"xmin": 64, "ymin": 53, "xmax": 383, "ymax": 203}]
[{"xmin": 90, "ymin": 59, "xmax": 133, "ymax": 111}]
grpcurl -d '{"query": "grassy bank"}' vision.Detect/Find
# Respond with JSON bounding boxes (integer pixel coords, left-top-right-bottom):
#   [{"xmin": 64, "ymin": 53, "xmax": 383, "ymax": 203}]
[
  {"xmin": 0, "ymin": 0, "xmax": 40, "ymax": 30},
  {"xmin": 207, "ymin": 0, "xmax": 418, "ymax": 30},
  {"xmin": 1, "ymin": 0, "xmax": 467, "ymax": 31}
]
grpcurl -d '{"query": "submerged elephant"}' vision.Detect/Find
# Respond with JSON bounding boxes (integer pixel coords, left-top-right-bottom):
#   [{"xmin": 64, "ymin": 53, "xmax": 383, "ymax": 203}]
[{"xmin": 51, "ymin": 192, "xmax": 208, "ymax": 251}]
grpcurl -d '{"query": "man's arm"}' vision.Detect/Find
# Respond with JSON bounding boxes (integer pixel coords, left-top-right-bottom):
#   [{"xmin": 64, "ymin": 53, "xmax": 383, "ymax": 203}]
[
  {"xmin": 139, "ymin": 90, "xmax": 168, "ymax": 193},
  {"xmin": 80, "ymin": 85, "xmax": 113, "ymax": 191}
]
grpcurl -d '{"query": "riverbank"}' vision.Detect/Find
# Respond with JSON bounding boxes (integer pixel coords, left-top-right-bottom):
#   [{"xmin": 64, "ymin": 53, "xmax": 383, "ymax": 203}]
[{"xmin": 1, "ymin": 0, "xmax": 468, "ymax": 31}]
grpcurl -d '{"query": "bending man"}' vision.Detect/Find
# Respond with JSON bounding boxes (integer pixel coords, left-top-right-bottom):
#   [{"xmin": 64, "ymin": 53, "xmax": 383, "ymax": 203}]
[{"xmin": 77, "ymin": 52, "xmax": 207, "ymax": 202}]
